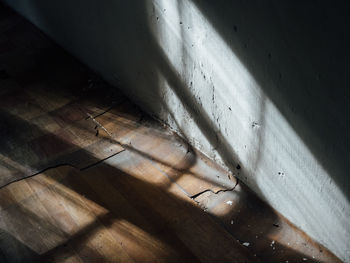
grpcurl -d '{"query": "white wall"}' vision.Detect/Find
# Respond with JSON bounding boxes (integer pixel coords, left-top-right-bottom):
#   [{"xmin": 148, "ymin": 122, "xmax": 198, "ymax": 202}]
[{"xmin": 5, "ymin": 0, "xmax": 350, "ymax": 261}]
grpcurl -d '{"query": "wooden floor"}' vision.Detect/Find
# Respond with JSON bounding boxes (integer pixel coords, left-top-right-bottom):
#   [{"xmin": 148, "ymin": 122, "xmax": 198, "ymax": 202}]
[{"xmin": 0, "ymin": 4, "xmax": 342, "ymax": 263}]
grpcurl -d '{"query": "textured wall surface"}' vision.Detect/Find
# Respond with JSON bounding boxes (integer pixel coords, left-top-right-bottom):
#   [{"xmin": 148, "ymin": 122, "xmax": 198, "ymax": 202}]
[{"xmin": 4, "ymin": 0, "xmax": 350, "ymax": 261}]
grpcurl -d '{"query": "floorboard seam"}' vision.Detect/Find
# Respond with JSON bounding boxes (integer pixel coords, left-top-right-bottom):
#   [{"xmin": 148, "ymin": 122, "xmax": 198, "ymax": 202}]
[{"xmin": 0, "ymin": 149, "xmax": 126, "ymax": 189}]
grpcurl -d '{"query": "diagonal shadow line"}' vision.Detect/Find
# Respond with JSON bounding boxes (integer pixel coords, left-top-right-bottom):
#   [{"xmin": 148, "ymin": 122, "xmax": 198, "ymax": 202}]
[
  {"xmin": 40, "ymin": 169, "xmax": 205, "ymax": 263},
  {"xmin": 143, "ymin": 21, "xmax": 248, "ymax": 188},
  {"xmin": 190, "ymin": 0, "xmax": 350, "ymax": 201}
]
